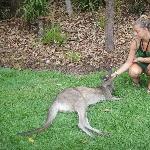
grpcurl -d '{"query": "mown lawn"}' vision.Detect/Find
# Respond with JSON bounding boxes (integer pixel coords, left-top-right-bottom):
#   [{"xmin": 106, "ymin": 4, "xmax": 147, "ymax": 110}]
[{"xmin": 0, "ymin": 68, "xmax": 150, "ymax": 150}]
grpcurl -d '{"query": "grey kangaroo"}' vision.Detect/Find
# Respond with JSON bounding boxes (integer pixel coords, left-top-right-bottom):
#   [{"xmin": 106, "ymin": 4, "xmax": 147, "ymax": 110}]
[{"xmin": 18, "ymin": 70, "xmax": 119, "ymax": 137}]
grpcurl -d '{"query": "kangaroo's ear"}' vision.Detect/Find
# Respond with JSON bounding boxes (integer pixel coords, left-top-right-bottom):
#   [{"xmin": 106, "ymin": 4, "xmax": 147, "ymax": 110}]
[
  {"xmin": 101, "ymin": 66, "xmax": 113, "ymax": 81},
  {"xmin": 101, "ymin": 75, "xmax": 113, "ymax": 87},
  {"xmin": 101, "ymin": 74, "xmax": 110, "ymax": 82},
  {"xmin": 101, "ymin": 66, "xmax": 113, "ymax": 86},
  {"xmin": 102, "ymin": 75, "xmax": 113, "ymax": 84}
]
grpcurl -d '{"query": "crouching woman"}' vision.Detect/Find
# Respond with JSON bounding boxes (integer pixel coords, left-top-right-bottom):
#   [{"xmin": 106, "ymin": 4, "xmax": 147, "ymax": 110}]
[{"xmin": 111, "ymin": 15, "xmax": 150, "ymax": 92}]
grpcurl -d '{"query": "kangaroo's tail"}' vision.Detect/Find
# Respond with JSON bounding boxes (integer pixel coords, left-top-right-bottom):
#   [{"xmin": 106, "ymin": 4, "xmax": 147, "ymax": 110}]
[{"xmin": 17, "ymin": 102, "xmax": 59, "ymax": 136}]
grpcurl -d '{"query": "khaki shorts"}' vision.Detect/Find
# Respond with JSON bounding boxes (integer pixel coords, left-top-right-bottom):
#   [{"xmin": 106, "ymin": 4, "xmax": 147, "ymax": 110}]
[{"xmin": 137, "ymin": 62, "xmax": 149, "ymax": 72}]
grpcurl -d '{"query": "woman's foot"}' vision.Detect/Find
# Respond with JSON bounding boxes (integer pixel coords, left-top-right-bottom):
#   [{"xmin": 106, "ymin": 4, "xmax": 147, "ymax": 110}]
[
  {"xmin": 147, "ymin": 89, "xmax": 150, "ymax": 93},
  {"xmin": 147, "ymin": 81, "xmax": 150, "ymax": 94},
  {"xmin": 132, "ymin": 77, "xmax": 140, "ymax": 87},
  {"xmin": 133, "ymin": 82, "xmax": 140, "ymax": 87}
]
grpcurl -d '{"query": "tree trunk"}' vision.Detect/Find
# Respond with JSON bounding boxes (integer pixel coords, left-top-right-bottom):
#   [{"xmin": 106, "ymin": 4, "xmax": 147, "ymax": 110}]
[
  {"xmin": 105, "ymin": 0, "xmax": 114, "ymax": 51},
  {"xmin": 145, "ymin": 0, "xmax": 150, "ymax": 3},
  {"xmin": 10, "ymin": 0, "xmax": 20, "ymax": 16},
  {"xmin": 65, "ymin": 0, "xmax": 73, "ymax": 16},
  {"xmin": 10, "ymin": 0, "xmax": 15, "ymax": 15}
]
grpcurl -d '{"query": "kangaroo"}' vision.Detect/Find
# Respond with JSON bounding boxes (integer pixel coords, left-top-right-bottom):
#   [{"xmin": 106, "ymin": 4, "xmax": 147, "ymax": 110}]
[{"xmin": 17, "ymin": 70, "xmax": 119, "ymax": 137}]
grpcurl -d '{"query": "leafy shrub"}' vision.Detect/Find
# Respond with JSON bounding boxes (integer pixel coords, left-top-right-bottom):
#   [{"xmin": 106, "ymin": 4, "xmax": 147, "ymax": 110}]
[
  {"xmin": 65, "ymin": 51, "xmax": 81, "ymax": 62},
  {"xmin": 98, "ymin": 15, "xmax": 105, "ymax": 29},
  {"xmin": 21, "ymin": 0, "xmax": 48, "ymax": 22},
  {"xmin": 42, "ymin": 26, "xmax": 67, "ymax": 45},
  {"xmin": 73, "ymin": 0, "xmax": 105, "ymax": 11},
  {"xmin": 115, "ymin": 0, "xmax": 123, "ymax": 17},
  {"xmin": 0, "ymin": 7, "xmax": 10, "ymax": 20},
  {"xmin": 126, "ymin": 0, "xmax": 147, "ymax": 14},
  {"xmin": 0, "ymin": 0, "xmax": 13, "ymax": 20}
]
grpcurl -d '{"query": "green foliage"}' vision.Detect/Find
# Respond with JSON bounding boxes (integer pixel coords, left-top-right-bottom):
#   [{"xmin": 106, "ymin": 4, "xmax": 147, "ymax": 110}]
[
  {"xmin": 65, "ymin": 51, "xmax": 81, "ymax": 62},
  {"xmin": 73, "ymin": 0, "xmax": 105, "ymax": 11},
  {"xmin": 21, "ymin": 0, "xmax": 48, "ymax": 22},
  {"xmin": 126, "ymin": 0, "xmax": 147, "ymax": 14},
  {"xmin": 0, "ymin": 0, "xmax": 11, "ymax": 20},
  {"xmin": 0, "ymin": 7, "xmax": 10, "ymax": 20},
  {"xmin": 42, "ymin": 25, "xmax": 67, "ymax": 45},
  {"xmin": 98, "ymin": 15, "xmax": 105, "ymax": 29},
  {"xmin": 115, "ymin": 0, "xmax": 123, "ymax": 17},
  {"xmin": 1, "ymin": 68, "xmax": 150, "ymax": 149}
]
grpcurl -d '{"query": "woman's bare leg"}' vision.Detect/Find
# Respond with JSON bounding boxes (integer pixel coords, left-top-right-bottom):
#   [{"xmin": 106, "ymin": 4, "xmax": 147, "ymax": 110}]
[
  {"xmin": 148, "ymin": 81, "xmax": 150, "ymax": 91},
  {"xmin": 128, "ymin": 63, "xmax": 143, "ymax": 84},
  {"xmin": 146, "ymin": 64, "xmax": 150, "ymax": 91}
]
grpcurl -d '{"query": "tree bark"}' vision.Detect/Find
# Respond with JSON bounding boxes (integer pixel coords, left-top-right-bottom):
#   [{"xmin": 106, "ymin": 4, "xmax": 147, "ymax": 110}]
[
  {"xmin": 65, "ymin": 0, "xmax": 73, "ymax": 16},
  {"xmin": 10, "ymin": 0, "xmax": 20, "ymax": 16},
  {"xmin": 145, "ymin": 0, "xmax": 150, "ymax": 3},
  {"xmin": 10, "ymin": 0, "xmax": 25, "ymax": 16},
  {"xmin": 105, "ymin": 0, "xmax": 114, "ymax": 51}
]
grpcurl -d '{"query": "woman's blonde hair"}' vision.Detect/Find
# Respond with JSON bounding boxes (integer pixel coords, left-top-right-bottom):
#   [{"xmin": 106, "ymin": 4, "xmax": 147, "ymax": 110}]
[{"xmin": 134, "ymin": 15, "xmax": 150, "ymax": 31}]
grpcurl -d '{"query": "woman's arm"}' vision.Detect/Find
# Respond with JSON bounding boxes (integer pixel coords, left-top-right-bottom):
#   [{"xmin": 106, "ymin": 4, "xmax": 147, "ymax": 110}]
[
  {"xmin": 111, "ymin": 39, "xmax": 138, "ymax": 78},
  {"xmin": 134, "ymin": 57, "xmax": 150, "ymax": 64}
]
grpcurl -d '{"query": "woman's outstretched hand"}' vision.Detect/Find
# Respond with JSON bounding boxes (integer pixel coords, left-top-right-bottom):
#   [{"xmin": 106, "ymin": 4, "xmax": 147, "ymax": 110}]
[
  {"xmin": 133, "ymin": 57, "xmax": 143, "ymax": 63},
  {"xmin": 111, "ymin": 72, "xmax": 118, "ymax": 79}
]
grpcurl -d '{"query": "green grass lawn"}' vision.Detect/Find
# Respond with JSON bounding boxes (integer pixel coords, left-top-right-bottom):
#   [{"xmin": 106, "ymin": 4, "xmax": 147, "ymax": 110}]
[{"xmin": 0, "ymin": 67, "xmax": 150, "ymax": 150}]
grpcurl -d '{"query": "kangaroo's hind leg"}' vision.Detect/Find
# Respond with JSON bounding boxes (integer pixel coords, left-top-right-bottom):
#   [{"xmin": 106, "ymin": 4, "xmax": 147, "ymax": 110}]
[
  {"xmin": 84, "ymin": 112, "xmax": 109, "ymax": 136},
  {"xmin": 84, "ymin": 112, "xmax": 102, "ymax": 134},
  {"xmin": 76, "ymin": 103, "xmax": 94, "ymax": 137}
]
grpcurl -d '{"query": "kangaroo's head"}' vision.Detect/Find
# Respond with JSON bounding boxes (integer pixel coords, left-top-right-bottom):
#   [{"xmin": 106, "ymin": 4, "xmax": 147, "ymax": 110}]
[{"xmin": 101, "ymin": 67, "xmax": 114, "ymax": 93}]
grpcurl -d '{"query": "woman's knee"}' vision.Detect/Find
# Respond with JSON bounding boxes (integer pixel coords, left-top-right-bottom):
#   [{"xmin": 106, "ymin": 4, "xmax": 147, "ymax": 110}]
[{"xmin": 129, "ymin": 64, "xmax": 143, "ymax": 77}]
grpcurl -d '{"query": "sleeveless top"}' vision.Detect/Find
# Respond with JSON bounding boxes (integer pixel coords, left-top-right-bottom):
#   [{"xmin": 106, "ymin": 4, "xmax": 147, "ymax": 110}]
[
  {"xmin": 135, "ymin": 39, "xmax": 150, "ymax": 70},
  {"xmin": 136, "ymin": 39, "xmax": 150, "ymax": 57}
]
